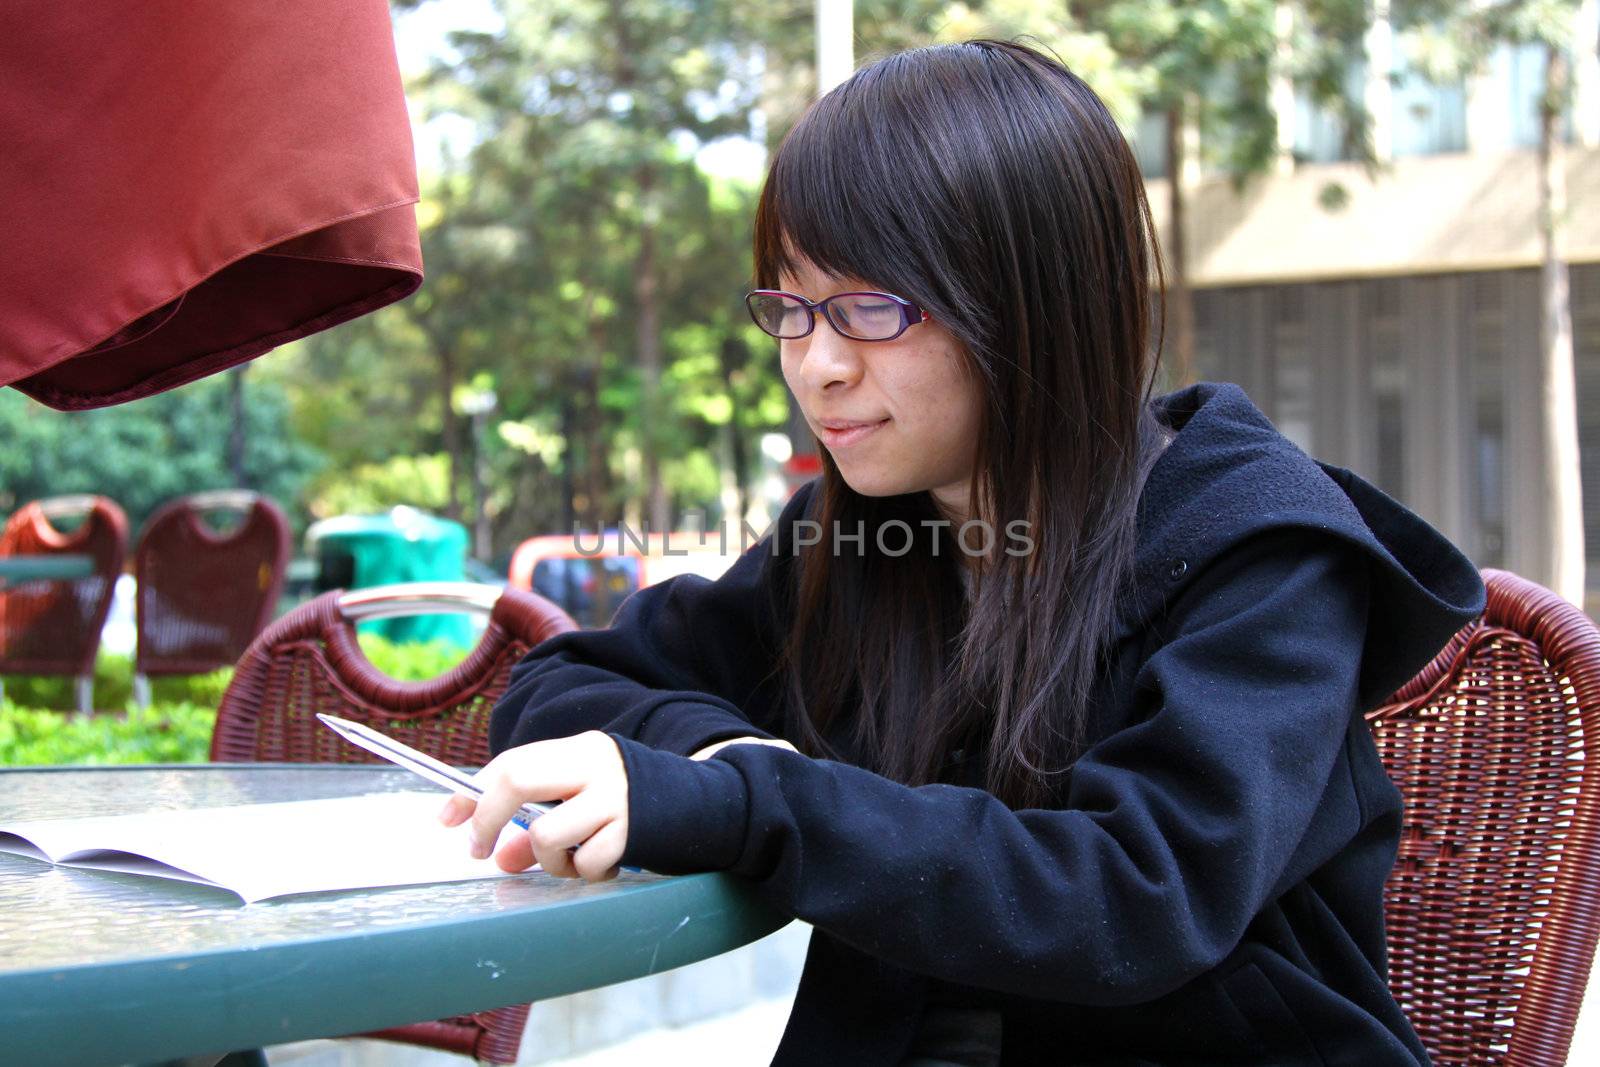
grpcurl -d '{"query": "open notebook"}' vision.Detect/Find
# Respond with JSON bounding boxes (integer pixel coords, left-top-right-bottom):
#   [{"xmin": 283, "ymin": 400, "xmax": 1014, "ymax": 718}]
[{"xmin": 0, "ymin": 791, "xmax": 532, "ymax": 904}]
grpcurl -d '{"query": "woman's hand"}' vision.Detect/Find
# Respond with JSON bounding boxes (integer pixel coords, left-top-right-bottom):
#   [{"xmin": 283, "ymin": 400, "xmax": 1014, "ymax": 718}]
[
  {"xmin": 438, "ymin": 730, "xmax": 629, "ymax": 882},
  {"xmin": 689, "ymin": 736, "xmax": 797, "ymax": 761}
]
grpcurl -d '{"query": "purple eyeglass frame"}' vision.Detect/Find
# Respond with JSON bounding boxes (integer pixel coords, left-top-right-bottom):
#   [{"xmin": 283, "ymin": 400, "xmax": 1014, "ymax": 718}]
[{"xmin": 745, "ymin": 289, "xmax": 931, "ymax": 342}]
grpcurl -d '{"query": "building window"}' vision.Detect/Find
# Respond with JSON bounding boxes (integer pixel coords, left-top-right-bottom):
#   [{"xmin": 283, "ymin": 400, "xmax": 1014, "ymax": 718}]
[
  {"xmin": 1391, "ymin": 64, "xmax": 1467, "ymax": 156},
  {"xmin": 1574, "ymin": 265, "xmax": 1600, "ymax": 591},
  {"xmin": 1131, "ymin": 107, "xmax": 1168, "ymax": 181},
  {"xmin": 1470, "ymin": 273, "xmax": 1506, "ymax": 569},
  {"xmin": 1388, "ymin": 2, "xmax": 1469, "ymax": 156},
  {"xmin": 1474, "ymin": 402, "xmax": 1506, "ymax": 567},
  {"xmin": 1294, "ymin": 54, "xmax": 1365, "ymax": 164},
  {"xmin": 1272, "ymin": 287, "xmax": 1313, "ymax": 452},
  {"xmin": 1367, "ymin": 279, "xmax": 1407, "ymax": 501},
  {"xmin": 1505, "ymin": 41, "xmax": 1577, "ymax": 149}
]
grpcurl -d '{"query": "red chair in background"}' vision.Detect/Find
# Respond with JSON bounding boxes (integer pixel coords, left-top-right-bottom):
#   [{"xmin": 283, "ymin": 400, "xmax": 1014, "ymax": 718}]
[
  {"xmin": 212, "ymin": 581, "xmax": 578, "ymax": 1064},
  {"xmin": 1369, "ymin": 568, "xmax": 1600, "ymax": 1066},
  {"xmin": 133, "ymin": 490, "xmax": 291, "ymax": 705},
  {"xmin": 0, "ymin": 495, "xmax": 128, "ymax": 713}
]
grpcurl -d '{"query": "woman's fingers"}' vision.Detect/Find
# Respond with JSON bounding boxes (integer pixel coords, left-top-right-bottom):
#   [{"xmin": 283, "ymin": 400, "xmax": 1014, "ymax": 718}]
[
  {"xmin": 437, "ymin": 793, "xmax": 476, "ymax": 827},
  {"xmin": 572, "ymin": 819, "xmax": 627, "ymax": 882},
  {"xmin": 465, "ymin": 741, "xmax": 583, "ymax": 857},
  {"xmin": 493, "ymin": 831, "xmax": 537, "ymax": 874},
  {"xmin": 524, "ymin": 787, "xmax": 613, "ymax": 875},
  {"xmin": 448, "ymin": 731, "xmax": 630, "ymax": 875}
]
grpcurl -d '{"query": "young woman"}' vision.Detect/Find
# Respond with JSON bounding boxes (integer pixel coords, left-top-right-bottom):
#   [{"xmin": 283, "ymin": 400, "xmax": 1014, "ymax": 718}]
[{"xmin": 442, "ymin": 40, "xmax": 1485, "ymax": 1065}]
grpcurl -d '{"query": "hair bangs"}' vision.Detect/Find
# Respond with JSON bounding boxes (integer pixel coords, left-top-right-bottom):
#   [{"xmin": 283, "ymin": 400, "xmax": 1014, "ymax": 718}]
[{"xmin": 753, "ymin": 68, "xmax": 934, "ymax": 304}]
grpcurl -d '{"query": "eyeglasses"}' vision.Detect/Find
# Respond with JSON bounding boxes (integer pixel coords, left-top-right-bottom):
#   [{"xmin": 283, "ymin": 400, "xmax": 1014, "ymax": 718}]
[{"xmin": 745, "ymin": 289, "xmax": 930, "ymax": 342}]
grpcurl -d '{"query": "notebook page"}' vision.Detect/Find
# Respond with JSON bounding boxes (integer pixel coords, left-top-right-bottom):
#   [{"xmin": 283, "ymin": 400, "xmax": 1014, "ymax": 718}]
[{"xmin": 0, "ymin": 791, "xmax": 533, "ymax": 904}]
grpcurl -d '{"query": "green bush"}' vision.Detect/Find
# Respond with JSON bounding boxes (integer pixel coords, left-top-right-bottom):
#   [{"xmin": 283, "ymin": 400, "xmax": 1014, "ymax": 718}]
[
  {"xmin": 357, "ymin": 633, "xmax": 473, "ymax": 681},
  {"xmin": 0, "ymin": 635, "xmax": 471, "ymax": 767},
  {"xmin": 2, "ymin": 635, "xmax": 465, "ymax": 713},
  {"xmin": 0, "ymin": 653, "xmax": 231, "ymax": 711},
  {"xmin": 0, "ymin": 702, "xmax": 216, "ymax": 766},
  {"xmin": 0, "ymin": 376, "xmax": 322, "ymax": 535}
]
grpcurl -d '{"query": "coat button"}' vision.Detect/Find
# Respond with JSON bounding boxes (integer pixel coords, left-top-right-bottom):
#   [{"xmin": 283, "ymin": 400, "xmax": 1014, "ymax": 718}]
[{"xmin": 1168, "ymin": 559, "xmax": 1187, "ymax": 580}]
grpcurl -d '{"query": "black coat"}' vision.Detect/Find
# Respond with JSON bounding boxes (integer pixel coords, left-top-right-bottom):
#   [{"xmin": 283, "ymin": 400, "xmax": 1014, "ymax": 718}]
[{"xmin": 490, "ymin": 381, "xmax": 1487, "ymax": 1065}]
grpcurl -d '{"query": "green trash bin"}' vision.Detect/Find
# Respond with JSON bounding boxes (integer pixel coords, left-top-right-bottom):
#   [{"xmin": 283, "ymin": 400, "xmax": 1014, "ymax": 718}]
[{"xmin": 306, "ymin": 507, "xmax": 475, "ymax": 648}]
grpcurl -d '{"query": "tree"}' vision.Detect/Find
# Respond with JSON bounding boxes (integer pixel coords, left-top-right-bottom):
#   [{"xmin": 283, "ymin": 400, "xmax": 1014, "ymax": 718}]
[
  {"xmin": 1404, "ymin": 0, "xmax": 1587, "ymax": 604},
  {"xmin": 426, "ymin": 0, "xmax": 768, "ymax": 534},
  {"xmin": 742, "ymin": 2, "xmax": 1387, "ymax": 394},
  {"xmin": 0, "ymin": 376, "xmax": 323, "ymax": 536},
  {"xmin": 1060, "ymin": 2, "xmax": 1398, "ymax": 390}
]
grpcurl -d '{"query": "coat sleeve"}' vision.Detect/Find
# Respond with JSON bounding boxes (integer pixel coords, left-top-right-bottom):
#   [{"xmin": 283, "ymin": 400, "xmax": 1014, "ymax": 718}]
[
  {"xmin": 487, "ymin": 481, "xmax": 816, "ymax": 758},
  {"xmin": 611, "ymin": 528, "xmax": 1375, "ymax": 1005}
]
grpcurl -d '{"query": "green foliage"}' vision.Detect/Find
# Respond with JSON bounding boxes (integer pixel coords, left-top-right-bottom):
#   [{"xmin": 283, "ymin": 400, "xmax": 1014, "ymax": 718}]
[
  {"xmin": 310, "ymin": 453, "xmax": 454, "ymax": 517},
  {"xmin": 275, "ymin": 0, "xmax": 803, "ymax": 551},
  {"xmin": 3, "ymin": 639, "xmax": 470, "ymax": 715},
  {"xmin": 0, "ymin": 372, "xmax": 323, "ymax": 535},
  {"xmin": 0, "ymin": 636, "xmax": 469, "ymax": 766},
  {"xmin": 0, "ymin": 702, "xmax": 217, "ymax": 767},
  {"xmin": 11, "ymin": 0, "xmax": 1465, "ymax": 565},
  {"xmin": 1399, "ymin": 0, "xmax": 1582, "ymax": 82},
  {"xmin": 356, "ymin": 633, "xmax": 473, "ymax": 681},
  {"xmin": 2, "ymin": 655, "xmax": 231, "ymax": 712},
  {"xmin": 661, "ymin": 450, "xmax": 725, "ymax": 512}
]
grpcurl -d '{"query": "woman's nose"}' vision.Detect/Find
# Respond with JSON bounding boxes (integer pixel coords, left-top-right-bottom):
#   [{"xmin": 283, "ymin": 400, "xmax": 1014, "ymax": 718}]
[{"xmin": 795, "ymin": 320, "xmax": 864, "ymax": 391}]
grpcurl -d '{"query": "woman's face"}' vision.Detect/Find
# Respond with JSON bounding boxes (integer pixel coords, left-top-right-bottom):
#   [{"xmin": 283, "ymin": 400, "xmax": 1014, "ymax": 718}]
[{"xmin": 777, "ymin": 258, "xmax": 984, "ymax": 521}]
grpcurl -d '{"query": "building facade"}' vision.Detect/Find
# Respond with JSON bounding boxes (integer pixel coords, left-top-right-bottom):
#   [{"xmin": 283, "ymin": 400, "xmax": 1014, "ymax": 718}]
[
  {"xmin": 779, "ymin": 4, "xmax": 1600, "ymax": 616},
  {"xmin": 1133, "ymin": 1, "xmax": 1600, "ymax": 617}
]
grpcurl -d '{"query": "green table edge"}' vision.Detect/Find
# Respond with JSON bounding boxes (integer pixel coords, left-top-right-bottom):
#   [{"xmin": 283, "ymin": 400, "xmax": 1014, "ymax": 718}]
[
  {"xmin": 0, "ymin": 554, "xmax": 94, "ymax": 579},
  {"xmin": 0, "ymin": 766, "xmax": 793, "ymax": 1066}
]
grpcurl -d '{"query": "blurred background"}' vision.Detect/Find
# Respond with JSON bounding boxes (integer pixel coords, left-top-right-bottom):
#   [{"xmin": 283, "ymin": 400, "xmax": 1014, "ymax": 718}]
[
  {"xmin": 3, "ymin": 1, "xmax": 1599, "ymax": 1062},
  {"xmin": 4, "ymin": 0, "xmax": 1598, "ymax": 623}
]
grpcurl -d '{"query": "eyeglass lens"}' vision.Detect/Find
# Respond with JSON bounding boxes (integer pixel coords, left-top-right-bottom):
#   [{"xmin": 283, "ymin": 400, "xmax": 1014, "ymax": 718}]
[{"xmin": 748, "ymin": 292, "xmax": 906, "ymax": 341}]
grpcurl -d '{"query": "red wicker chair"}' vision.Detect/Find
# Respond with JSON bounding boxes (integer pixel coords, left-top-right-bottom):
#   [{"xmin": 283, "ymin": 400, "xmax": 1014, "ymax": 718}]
[
  {"xmin": 212, "ymin": 581, "xmax": 578, "ymax": 1063},
  {"xmin": 0, "ymin": 495, "xmax": 128, "ymax": 713},
  {"xmin": 133, "ymin": 490, "xmax": 291, "ymax": 703},
  {"xmin": 1369, "ymin": 568, "xmax": 1600, "ymax": 1066}
]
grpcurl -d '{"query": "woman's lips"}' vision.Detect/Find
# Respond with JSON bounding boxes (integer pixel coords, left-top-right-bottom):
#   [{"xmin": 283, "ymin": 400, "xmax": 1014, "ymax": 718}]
[{"xmin": 817, "ymin": 418, "xmax": 889, "ymax": 449}]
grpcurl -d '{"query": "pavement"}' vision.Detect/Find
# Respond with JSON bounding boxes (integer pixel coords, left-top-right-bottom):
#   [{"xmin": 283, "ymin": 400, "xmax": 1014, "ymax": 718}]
[
  {"xmin": 551, "ymin": 995, "xmax": 794, "ymax": 1067},
  {"xmin": 265, "ymin": 994, "xmax": 795, "ymax": 1067},
  {"xmin": 269, "ymin": 951, "xmax": 1600, "ymax": 1065}
]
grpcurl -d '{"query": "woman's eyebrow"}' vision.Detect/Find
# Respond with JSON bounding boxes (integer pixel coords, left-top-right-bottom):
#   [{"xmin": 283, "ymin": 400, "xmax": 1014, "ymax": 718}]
[{"xmin": 786, "ymin": 279, "xmax": 874, "ymax": 297}]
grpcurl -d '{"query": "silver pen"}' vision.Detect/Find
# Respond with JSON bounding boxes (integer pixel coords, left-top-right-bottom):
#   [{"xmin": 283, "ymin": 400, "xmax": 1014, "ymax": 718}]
[{"xmin": 316, "ymin": 713, "xmax": 551, "ymax": 829}]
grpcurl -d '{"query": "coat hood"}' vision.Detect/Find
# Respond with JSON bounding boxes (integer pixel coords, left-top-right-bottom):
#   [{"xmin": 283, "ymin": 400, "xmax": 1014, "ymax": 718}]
[{"xmin": 1133, "ymin": 381, "xmax": 1487, "ymax": 710}]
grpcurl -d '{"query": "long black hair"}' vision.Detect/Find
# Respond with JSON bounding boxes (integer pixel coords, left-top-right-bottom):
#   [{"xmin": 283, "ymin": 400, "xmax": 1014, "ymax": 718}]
[{"xmin": 755, "ymin": 39, "xmax": 1171, "ymax": 809}]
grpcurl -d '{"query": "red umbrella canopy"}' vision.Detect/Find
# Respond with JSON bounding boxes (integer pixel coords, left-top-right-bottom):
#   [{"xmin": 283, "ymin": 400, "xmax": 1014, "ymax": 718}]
[{"xmin": 0, "ymin": 0, "xmax": 424, "ymax": 410}]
